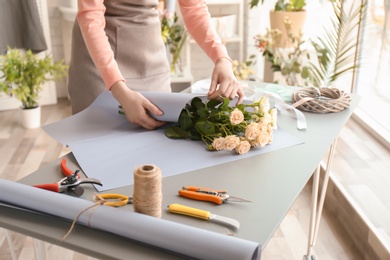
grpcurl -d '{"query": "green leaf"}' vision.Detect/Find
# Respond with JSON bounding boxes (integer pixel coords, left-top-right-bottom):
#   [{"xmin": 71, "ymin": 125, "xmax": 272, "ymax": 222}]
[
  {"xmin": 165, "ymin": 126, "xmax": 188, "ymax": 139},
  {"xmin": 191, "ymin": 97, "xmax": 204, "ymax": 111},
  {"xmin": 301, "ymin": 66, "xmax": 309, "ymax": 79},
  {"xmin": 188, "ymin": 128, "xmax": 202, "ymax": 140},
  {"xmin": 207, "ymin": 99, "xmax": 222, "ymax": 109},
  {"xmin": 197, "ymin": 107, "xmax": 209, "ymax": 118},
  {"xmin": 218, "ymin": 98, "xmax": 230, "ymax": 111},
  {"xmin": 195, "ymin": 121, "xmax": 215, "ymax": 136},
  {"xmin": 178, "ymin": 109, "xmax": 193, "ymax": 130}
]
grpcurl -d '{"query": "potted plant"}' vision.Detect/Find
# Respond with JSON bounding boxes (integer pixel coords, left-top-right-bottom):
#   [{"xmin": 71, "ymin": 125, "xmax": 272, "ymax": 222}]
[
  {"xmin": 250, "ymin": 0, "xmax": 307, "ymax": 47},
  {"xmin": 160, "ymin": 10, "xmax": 188, "ymax": 76},
  {"xmin": 254, "ymin": 19, "xmax": 312, "ymax": 86},
  {"xmin": 0, "ymin": 47, "xmax": 67, "ymax": 128}
]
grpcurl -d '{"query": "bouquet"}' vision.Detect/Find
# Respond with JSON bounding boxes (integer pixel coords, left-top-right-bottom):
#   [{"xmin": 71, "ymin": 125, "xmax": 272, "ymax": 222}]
[{"xmin": 165, "ymin": 97, "xmax": 277, "ymax": 155}]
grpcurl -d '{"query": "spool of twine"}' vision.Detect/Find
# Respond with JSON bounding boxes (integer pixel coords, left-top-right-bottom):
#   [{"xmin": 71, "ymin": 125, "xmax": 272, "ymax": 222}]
[{"xmin": 133, "ymin": 164, "xmax": 162, "ymax": 218}]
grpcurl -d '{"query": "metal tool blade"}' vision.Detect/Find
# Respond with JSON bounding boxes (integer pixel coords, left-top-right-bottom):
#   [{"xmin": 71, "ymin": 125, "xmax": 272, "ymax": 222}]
[
  {"xmin": 67, "ymin": 186, "xmax": 84, "ymax": 197},
  {"xmin": 209, "ymin": 213, "xmax": 240, "ymax": 230},
  {"xmin": 168, "ymin": 204, "xmax": 240, "ymax": 230}
]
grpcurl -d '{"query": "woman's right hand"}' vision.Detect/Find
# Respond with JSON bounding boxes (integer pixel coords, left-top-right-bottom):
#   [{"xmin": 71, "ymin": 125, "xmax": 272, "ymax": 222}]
[{"xmin": 110, "ymin": 81, "xmax": 166, "ymax": 130}]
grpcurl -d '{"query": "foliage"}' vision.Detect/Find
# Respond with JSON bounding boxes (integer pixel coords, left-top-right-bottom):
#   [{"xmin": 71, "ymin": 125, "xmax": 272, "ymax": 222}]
[
  {"xmin": 232, "ymin": 54, "xmax": 257, "ymax": 80},
  {"xmin": 165, "ymin": 96, "xmax": 277, "ymax": 155},
  {"xmin": 254, "ymin": 18, "xmax": 312, "ymax": 86},
  {"xmin": 250, "ymin": 0, "xmax": 306, "ymax": 12},
  {"xmin": 0, "ymin": 47, "xmax": 67, "ymax": 109},
  {"xmin": 160, "ymin": 10, "xmax": 188, "ymax": 74},
  {"xmin": 309, "ymin": 1, "xmax": 366, "ymax": 87}
]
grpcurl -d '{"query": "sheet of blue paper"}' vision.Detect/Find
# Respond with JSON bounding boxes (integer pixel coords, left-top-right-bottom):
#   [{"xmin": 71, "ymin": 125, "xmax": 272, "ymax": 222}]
[{"xmin": 44, "ymin": 91, "xmax": 303, "ymax": 191}]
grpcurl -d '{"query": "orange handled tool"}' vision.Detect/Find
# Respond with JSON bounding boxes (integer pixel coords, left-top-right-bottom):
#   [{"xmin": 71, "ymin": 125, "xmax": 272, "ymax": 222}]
[
  {"xmin": 178, "ymin": 186, "xmax": 251, "ymax": 205},
  {"xmin": 34, "ymin": 158, "xmax": 102, "ymax": 196},
  {"xmin": 179, "ymin": 189, "xmax": 224, "ymax": 204}
]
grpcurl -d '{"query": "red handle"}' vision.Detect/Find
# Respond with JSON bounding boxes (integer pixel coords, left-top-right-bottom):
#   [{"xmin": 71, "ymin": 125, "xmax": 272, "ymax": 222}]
[
  {"xmin": 61, "ymin": 158, "xmax": 79, "ymax": 178},
  {"xmin": 34, "ymin": 183, "xmax": 60, "ymax": 192},
  {"xmin": 179, "ymin": 190, "xmax": 223, "ymax": 205}
]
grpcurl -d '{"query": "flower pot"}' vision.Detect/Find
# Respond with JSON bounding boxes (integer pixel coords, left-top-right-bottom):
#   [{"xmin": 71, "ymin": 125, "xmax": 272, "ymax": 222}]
[
  {"xmin": 20, "ymin": 106, "xmax": 41, "ymax": 129},
  {"xmin": 269, "ymin": 10, "xmax": 307, "ymax": 47}
]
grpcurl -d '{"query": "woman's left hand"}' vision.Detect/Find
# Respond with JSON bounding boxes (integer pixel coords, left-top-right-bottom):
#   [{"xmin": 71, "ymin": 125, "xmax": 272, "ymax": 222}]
[{"xmin": 208, "ymin": 58, "xmax": 244, "ymax": 104}]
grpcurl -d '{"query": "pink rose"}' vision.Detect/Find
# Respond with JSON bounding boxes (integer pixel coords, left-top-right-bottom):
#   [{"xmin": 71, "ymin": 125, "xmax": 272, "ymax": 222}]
[
  {"xmin": 229, "ymin": 108, "xmax": 244, "ymax": 125},
  {"xmin": 256, "ymin": 132, "xmax": 271, "ymax": 147},
  {"xmin": 235, "ymin": 140, "xmax": 251, "ymax": 155},
  {"xmin": 223, "ymin": 135, "xmax": 240, "ymax": 151},
  {"xmin": 164, "ymin": 9, "xmax": 174, "ymax": 20},
  {"xmin": 212, "ymin": 137, "xmax": 225, "ymax": 151},
  {"xmin": 259, "ymin": 97, "xmax": 270, "ymax": 113},
  {"xmin": 245, "ymin": 122, "xmax": 260, "ymax": 140}
]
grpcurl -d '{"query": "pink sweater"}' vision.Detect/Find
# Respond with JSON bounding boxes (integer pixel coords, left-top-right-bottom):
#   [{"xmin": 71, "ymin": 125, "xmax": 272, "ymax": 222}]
[{"xmin": 77, "ymin": 0, "xmax": 231, "ymax": 90}]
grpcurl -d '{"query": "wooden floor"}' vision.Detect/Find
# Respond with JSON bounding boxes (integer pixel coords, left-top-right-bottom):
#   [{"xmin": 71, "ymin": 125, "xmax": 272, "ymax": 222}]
[{"xmin": 0, "ymin": 98, "xmax": 369, "ymax": 259}]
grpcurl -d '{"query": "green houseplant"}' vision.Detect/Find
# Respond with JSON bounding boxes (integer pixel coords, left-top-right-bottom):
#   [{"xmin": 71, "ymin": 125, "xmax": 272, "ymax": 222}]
[
  {"xmin": 0, "ymin": 47, "xmax": 67, "ymax": 128},
  {"xmin": 160, "ymin": 10, "xmax": 188, "ymax": 75},
  {"xmin": 308, "ymin": 1, "xmax": 366, "ymax": 88},
  {"xmin": 250, "ymin": 1, "xmax": 307, "ymax": 48},
  {"xmin": 254, "ymin": 24, "xmax": 312, "ymax": 86},
  {"xmin": 250, "ymin": 0, "xmax": 306, "ymax": 11}
]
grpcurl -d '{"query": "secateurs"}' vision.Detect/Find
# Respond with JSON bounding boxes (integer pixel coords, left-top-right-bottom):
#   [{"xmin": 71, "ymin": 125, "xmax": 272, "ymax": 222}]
[
  {"xmin": 34, "ymin": 158, "xmax": 102, "ymax": 197},
  {"xmin": 178, "ymin": 186, "xmax": 251, "ymax": 205}
]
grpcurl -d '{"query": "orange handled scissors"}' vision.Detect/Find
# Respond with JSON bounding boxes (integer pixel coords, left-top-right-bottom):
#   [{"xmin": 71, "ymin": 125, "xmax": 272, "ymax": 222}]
[
  {"xmin": 178, "ymin": 186, "xmax": 251, "ymax": 205},
  {"xmin": 93, "ymin": 193, "xmax": 133, "ymax": 207}
]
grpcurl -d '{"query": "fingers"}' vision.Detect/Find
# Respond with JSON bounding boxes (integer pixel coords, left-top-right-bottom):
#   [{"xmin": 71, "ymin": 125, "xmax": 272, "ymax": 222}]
[
  {"xmin": 208, "ymin": 77, "xmax": 218, "ymax": 96},
  {"xmin": 133, "ymin": 104, "xmax": 166, "ymax": 130},
  {"xmin": 208, "ymin": 78, "xmax": 244, "ymax": 103}
]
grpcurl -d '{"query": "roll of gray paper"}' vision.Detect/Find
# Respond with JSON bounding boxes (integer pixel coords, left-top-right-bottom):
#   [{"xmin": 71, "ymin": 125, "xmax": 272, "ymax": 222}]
[{"xmin": 0, "ymin": 179, "xmax": 261, "ymax": 260}]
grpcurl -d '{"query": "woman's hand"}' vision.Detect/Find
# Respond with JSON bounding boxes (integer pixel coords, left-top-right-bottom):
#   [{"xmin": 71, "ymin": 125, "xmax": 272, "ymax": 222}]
[
  {"xmin": 110, "ymin": 81, "xmax": 166, "ymax": 130},
  {"xmin": 208, "ymin": 58, "xmax": 244, "ymax": 104}
]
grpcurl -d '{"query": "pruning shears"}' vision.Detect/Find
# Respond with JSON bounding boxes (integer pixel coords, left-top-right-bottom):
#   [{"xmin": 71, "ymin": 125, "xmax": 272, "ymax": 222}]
[
  {"xmin": 178, "ymin": 186, "xmax": 251, "ymax": 205},
  {"xmin": 34, "ymin": 159, "xmax": 102, "ymax": 197}
]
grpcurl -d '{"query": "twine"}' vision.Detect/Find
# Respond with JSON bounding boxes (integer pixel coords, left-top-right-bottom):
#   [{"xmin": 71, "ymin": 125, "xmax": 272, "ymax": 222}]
[
  {"xmin": 133, "ymin": 164, "xmax": 163, "ymax": 218},
  {"xmin": 292, "ymin": 87, "xmax": 351, "ymax": 113},
  {"xmin": 61, "ymin": 164, "xmax": 162, "ymax": 241},
  {"xmin": 61, "ymin": 201, "xmax": 104, "ymax": 242}
]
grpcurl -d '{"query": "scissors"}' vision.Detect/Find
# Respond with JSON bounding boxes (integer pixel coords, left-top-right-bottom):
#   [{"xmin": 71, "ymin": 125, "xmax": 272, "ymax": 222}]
[
  {"xmin": 34, "ymin": 159, "xmax": 102, "ymax": 197},
  {"xmin": 179, "ymin": 186, "xmax": 251, "ymax": 205},
  {"xmin": 93, "ymin": 193, "xmax": 133, "ymax": 207}
]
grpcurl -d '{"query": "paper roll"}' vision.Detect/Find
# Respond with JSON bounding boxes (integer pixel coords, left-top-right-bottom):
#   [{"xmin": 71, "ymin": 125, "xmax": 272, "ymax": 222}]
[{"xmin": 0, "ymin": 179, "xmax": 261, "ymax": 260}]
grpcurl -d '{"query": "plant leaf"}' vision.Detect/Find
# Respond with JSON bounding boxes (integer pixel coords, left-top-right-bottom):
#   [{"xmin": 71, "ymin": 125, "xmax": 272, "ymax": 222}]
[{"xmin": 165, "ymin": 126, "xmax": 188, "ymax": 139}]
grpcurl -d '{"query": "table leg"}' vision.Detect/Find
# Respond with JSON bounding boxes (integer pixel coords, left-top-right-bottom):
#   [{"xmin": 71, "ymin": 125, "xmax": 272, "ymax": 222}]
[
  {"xmin": 33, "ymin": 239, "xmax": 48, "ymax": 260},
  {"xmin": 5, "ymin": 230, "xmax": 17, "ymax": 260},
  {"xmin": 304, "ymin": 138, "xmax": 338, "ymax": 259}
]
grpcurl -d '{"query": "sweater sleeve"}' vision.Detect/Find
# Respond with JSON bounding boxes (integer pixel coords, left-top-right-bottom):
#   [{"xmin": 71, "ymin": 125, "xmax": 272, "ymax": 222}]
[
  {"xmin": 77, "ymin": 0, "xmax": 125, "ymax": 90},
  {"xmin": 178, "ymin": 0, "xmax": 232, "ymax": 64}
]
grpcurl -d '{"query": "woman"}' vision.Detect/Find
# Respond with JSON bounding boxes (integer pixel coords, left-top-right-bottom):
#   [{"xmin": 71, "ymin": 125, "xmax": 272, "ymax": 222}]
[{"xmin": 68, "ymin": 0, "xmax": 244, "ymax": 130}]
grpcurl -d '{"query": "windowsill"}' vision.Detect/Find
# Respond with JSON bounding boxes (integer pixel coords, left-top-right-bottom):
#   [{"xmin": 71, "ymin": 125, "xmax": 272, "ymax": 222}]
[{"xmin": 352, "ymin": 108, "xmax": 390, "ymax": 151}]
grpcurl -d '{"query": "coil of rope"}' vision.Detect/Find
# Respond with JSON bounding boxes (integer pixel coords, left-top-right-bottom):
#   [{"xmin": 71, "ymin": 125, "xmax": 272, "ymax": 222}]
[{"xmin": 292, "ymin": 87, "xmax": 351, "ymax": 113}]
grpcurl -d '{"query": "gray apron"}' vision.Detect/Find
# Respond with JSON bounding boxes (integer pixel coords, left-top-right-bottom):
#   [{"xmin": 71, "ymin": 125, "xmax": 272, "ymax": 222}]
[{"xmin": 68, "ymin": 0, "xmax": 171, "ymax": 114}]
